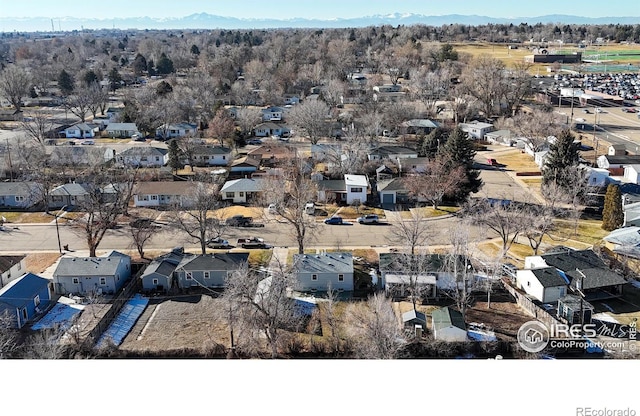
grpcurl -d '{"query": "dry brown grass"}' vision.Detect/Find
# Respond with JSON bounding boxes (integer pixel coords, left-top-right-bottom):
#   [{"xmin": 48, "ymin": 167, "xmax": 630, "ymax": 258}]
[
  {"xmin": 24, "ymin": 252, "xmax": 61, "ymax": 274},
  {"xmin": 494, "ymin": 149, "xmax": 540, "ymax": 172}
]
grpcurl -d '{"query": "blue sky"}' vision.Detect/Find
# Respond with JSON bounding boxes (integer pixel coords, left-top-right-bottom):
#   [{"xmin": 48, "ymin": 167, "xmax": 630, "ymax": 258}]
[{"xmin": 1, "ymin": 0, "xmax": 637, "ymax": 19}]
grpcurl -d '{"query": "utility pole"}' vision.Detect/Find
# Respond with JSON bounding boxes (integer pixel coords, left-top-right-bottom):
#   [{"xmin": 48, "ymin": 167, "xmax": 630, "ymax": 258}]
[{"xmin": 5, "ymin": 139, "xmax": 12, "ymax": 182}]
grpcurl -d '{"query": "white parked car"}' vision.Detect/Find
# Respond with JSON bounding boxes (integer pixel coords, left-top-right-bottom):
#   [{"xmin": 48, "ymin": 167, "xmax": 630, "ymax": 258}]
[{"xmin": 268, "ymin": 203, "xmax": 278, "ymax": 214}]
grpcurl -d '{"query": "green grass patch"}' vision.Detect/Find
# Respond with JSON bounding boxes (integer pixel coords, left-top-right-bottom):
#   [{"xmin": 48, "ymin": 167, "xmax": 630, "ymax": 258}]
[{"xmin": 551, "ymin": 219, "xmax": 609, "ymax": 246}]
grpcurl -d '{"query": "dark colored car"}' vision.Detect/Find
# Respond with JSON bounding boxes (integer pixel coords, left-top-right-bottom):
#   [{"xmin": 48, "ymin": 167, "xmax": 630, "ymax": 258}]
[
  {"xmin": 129, "ymin": 218, "xmax": 156, "ymax": 228},
  {"xmin": 225, "ymin": 215, "xmax": 253, "ymax": 227},
  {"xmin": 324, "ymin": 216, "xmax": 344, "ymax": 225}
]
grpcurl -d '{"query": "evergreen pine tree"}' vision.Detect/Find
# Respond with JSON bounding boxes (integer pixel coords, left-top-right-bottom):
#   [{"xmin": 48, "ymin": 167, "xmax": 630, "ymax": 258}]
[
  {"xmin": 542, "ymin": 129, "xmax": 580, "ymax": 190},
  {"xmin": 440, "ymin": 127, "xmax": 482, "ymax": 201},
  {"xmin": 156, "ymin": 53, "xmax": 175, "ymax": 75},
  {"xmin": 168, "ymin": 139, "xmax": 182, "ymax": 174},
  {"xmin": 602, "ymin": 184, "xmax": 624, "ymax": 231},
  {"xmin": 419, "ymin": 127, "xmax": 447, "ymax": 158},
  {"xmin": 57, "ymin": 69, "xmax": 74, "ymax": 96}
]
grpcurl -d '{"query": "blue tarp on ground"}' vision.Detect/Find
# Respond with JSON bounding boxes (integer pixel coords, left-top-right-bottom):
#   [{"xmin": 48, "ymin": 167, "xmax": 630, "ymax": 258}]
[{"xmin": 96, "ymin": 294, "xmax": 148, "ymax": 348}]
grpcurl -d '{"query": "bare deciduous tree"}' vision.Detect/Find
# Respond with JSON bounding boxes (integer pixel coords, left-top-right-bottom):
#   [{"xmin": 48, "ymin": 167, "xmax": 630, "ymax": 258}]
[
  {"xmin": 387, "ymin": 209, "xmax": 432, "ymax": 255},
  {"xmin": 0, "ymin": 311, "xmax": 19, "ymax": 359},
  {"xmin": 170, "ymin": 181, "xmax": 226, "ymax": 255},
  {"xmin": 403, "ymin": 155, "xmax": 467, "ymax": 210},
  {"xmin": 0, "ymin": 64, "xmax": 31, "ymax": 112},
  {"xmin": 207, "ymin": 108, "xmax": 236, "ymax": 147},
  {"xmin": 20, "ymin": 110, "xmax": 56, "ymax": 147},
  {"xmin": 343, "ymin": 293, "xmax": 405, "ymax": 359},
  {"xmin": 287, "ymin": 100, "xmax": 330, "ymax": 145}
]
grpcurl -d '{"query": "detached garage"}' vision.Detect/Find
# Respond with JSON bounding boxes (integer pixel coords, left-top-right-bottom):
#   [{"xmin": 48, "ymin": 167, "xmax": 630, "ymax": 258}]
[{"xmin": 431, "ymin": 306, "xmax": 468, "ymax": 342}]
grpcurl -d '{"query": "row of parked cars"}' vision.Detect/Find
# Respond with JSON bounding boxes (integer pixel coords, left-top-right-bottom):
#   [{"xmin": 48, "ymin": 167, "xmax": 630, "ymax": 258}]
[{"xmin": 324, "ymin": 214, "xmax": 380, "ymax": 225}]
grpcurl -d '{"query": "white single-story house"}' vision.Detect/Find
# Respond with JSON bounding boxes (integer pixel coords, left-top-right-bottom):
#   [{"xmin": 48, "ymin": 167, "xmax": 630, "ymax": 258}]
[
  {"xmin": 106, "ymin": 123, "xmax": 140, "ymax": 139},
  {"xmin": 220, "ymin": 178, "xmax": 264, "ymax": 204},
  {"xmin": 624, "ymin": 165, "xmax": 640, "ymax": 185},
  {"xmin": 0, "ymin": 255, "xmax": 27, "ymax": 290},
  {"xmin": 64, "ymin": 123, "xmax": 96, "ymax": 139},
  {"xmin": 368, "ymin": 146, "xmax": 418, "ymax": 161},
  {"xmin": 156, "ymin": 122, "xmax": 198, "ymax": 140},
  {"xmin": 484, "ymin": 129, "xmax": 513, "ymax": 146},
  {"xmin": 585, "ymin": 166, "xmax": 612, "ymax": 187},
  {"xmin": 116, "ymin": 147, "xmax": 168, "ymax": 167},
  {"xmin": 133, "ymin": 181, "xmax": 198, "ymax": 208},
  {"xmin": 515, "ymin": 267, "xmax": 569, "ymax": 303},
  {"xmin": 261, "ymin": 106, "xmax": 285, "ymax": 121},
  {"xmin": 230, "ymin": 156, "xmax": 260, "ymax": 173},
  {"xmin": 597, "ymin": 155, "xmax": 640, "ymax": 170},
  {"xmin": 458, "ymin": 120, "xmax": 494, "ymax": 140},
  {"xmin": 253, "ymin": 122, "xmax": 291, "ymax": 138},
  {"xmin": 189, "ymin": 146, "xmax": 232, "ymax": 167}
]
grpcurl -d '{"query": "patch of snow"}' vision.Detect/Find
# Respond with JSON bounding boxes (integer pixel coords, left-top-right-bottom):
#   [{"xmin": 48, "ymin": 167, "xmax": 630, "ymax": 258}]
[
  {"xmin": 31, "ymin": 300, "xmax": 84, "ymax": 331},
  {"xmin": 467, "ymin": 329, "xmax": 497, "ymax": 342},
  {"xmin": 592, "ymin": 313, "xmax": 620, "ymax": 324},
  {"xmin": 630, "ymin": 280, "xmax": 640, "ymax": 289},
  {"xmin": 96, "ymin": 294, "xmax": 148, "ymax": 348}
]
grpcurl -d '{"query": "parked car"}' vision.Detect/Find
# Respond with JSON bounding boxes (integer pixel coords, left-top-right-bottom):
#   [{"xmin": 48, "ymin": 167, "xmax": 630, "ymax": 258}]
[
  {"xmin": 357, "ymin": 214, "xmax": 379, "ymax": 224},
  {"xmin": 206, "ymin": 237, "xmax": 232, "ymax": 249},
  {"xmin": 225, "ymin": 215, "xmax": 253, "ymax": 227},
  {"xmin": 268, "ymin": 203, "xmax": 278, "ymax": 214},
  {"xmin": 622, "ymin": 107, "xmax": 637, "ymax": 113},
  {"xmin": 487, "ymin": 158, "xmax": 498, "ymax": 166},
  {"xmin": 81, "ymin": 140, "xmax": 95, "ymax": 145},
  {"xmin": 247, "ymin": 139, "xmax": 262, "ymax": 145},
  {"xmin": 324, "ymin": 216, "xmax": 344, "ymax": 225},
  {"xmin": 304, "ymin": 202, "xmax": 315, "ymax": 215},
  {"xmin": 237, "ymin": 237, "xmax": 267, "ymax": 249},
  {"xmin": 129, "ymin": 218, "xmax": 157, "ymax": 228},
  {"xmin": 582, "ymin": 109, "xmax": 590, "ymax": 113}
]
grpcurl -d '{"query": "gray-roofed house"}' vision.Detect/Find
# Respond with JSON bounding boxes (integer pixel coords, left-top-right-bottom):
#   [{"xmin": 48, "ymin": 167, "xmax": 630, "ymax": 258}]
[
  {"xmin": 379, "ymin": 253, "xmax": 473, "ymax": 299},
  {"xmin": 597, "ymin": 155, "xmax": 640, "ymax": 170},
  {"xmin": 155, "ymin": 122, "xmax": 198, "ymax": 140},
  {"xmin": 402, "ymin": 309, "xmax": 428, "ymax": 331},
  {"xmin": 377, "ymin": 178, "xmax": 410, "ymax": 207},
  {"xmin": 106, "ymin": 123, "xmax": 140, "ymax": 138},
  {"xmin": 116, "ymin": 146, "xmax": 168, "ymax": 167},
  {"xmin": 49, "ymin": 145, "xmax": 116, "ymax": 166},
  {"xmin": 189, "ymin": 146, "xmax": 232, "ymax": 166},
  {"xmin": 525, "ymin": 248, "xmax": 626, "ymax": 301},
  {"xmin": 431, "ymin": 306, "xmax": 468, "ymax": 342},
  {"xmin": 367, "ymin": 145, "xmax": 418, "ymax": 161},
  {"xmin": 63, "ymin": 123, "xmax": 96, "ymax": 139},
  {"xmin": 603, "ymin": 226, "xmax": 640, "ymax": 259},
  {"xmin": 48, "ymin": 183, "xmax": 90, "ymax": 209},
  {"xmin": 230, "ymin": 156, "xmax": 261, "ymax": 174},
  {"xmin": 174, "ymin": 252, "xmax": 250, "ymax": 290},
  {"xmin": 52, "ymin": 251, "xmax": 131, "ymax": 296},
  {"xmin": 0, "ymin": 182, "xmax": 43, "ymax": 210},
  {"xmin": 140, "ymin": 249, "xmax": 185, "ymax": 292},
  {"xmin": 293, "ymin": 252, "xmax": 354, "ymax": 294},
  {"xmin": 220, "ymin": 178, "xmax": 264, "ymax": 204},
  {"xmin": 484, "ymin": 129, "xmax": 514, "ymax": 146},
  {"xmin": 0, "ymin": 272, "xmax": 51, "ymax": 329},
  {"xmin": 253, "ymin": 122, "xmax": 291, "ymax": 137},
  {"xmin": 458, "ymin": 120, "xmax": 494, "ymax": 140},
  {"xmin": 133, "ymin": 181, "xmax": 198, "ymax": 208},
  {"xmin": 515, "ymin": 267, "xmax": 569, "ymax": 303},
  {"xmin": 0, "ymin": 255, "xmax": 27, "ymax": 289},
  {"xmin": 400, "ymin": 119, "xmax": 440, "ymax": 135}
]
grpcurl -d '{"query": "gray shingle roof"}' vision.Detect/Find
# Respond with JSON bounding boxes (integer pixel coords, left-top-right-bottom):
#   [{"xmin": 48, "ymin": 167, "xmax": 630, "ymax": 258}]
[
  {"xmin": 118, "ymin": 147, "xmax": 168, "ymax": 157},
  {"xmin": 294, "ymin": 252, "xmax": 353, "ymax": 274},
  {"xmin": 220, "ymin": 178, "xmax": 264, "ymax": 193},
  {"xmin": 541, "ymin": 249, "xmax": 627, "ymax": 290},
  {"xmin": 0, "ymin": 255, "xmax": 25, "ymax": 274},
  {"xmin": 177, "ymin": 253, "xmax": 249, "ymax": 272},
  {"xmin": 54, "ymin": 253, "xmax": 129, "ymax": 276},
  {"xmin": 316, "ymin": 180, "xmax": 346, "ymax": 192},
  {"xmin": 531, "ymin": 267, "xmax": 568, "ymax": 287},
  {"xmin": 50, "ymin": 183, "xmax": 89, "ymax": 196},
  {"xmin": 431, "ymin": 306, "xmax": 466, "ymax": 331}
]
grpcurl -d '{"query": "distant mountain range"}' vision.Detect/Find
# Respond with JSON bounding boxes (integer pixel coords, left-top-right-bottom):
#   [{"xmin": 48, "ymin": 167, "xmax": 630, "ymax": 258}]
[{"xmin": 2, "ymin": 13, "xmax": 640, "ymax": 32}]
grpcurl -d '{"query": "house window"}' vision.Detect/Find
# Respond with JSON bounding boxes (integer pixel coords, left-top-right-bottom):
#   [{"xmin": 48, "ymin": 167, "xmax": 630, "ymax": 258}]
[
  {"xmin": 312, "ymin": 274, "xmax": 318, "ymax": 281},
  {"xmin": 204, "ymin": 272, "xmax": 210, "ymax": 279},
  {"xmin": 72, "ymin": 278, "xmax": 79, "ymax": 284},
  {"xmin": 222, "ymin": 155, "xmax": 226, "ymax": 160},
  {"xmin": 21, "ymin": 308, "xmax": 27, "ymax": 320},
  {"xmin": 338, "ymin": 274, "xmax": 344, "ymax": 282},
  {"xmin": 239, "ymin": 192, "xmax": 244, "ymax": 197},
  {"xmin": 151, "ymin": 195, "xmax": 158, "ymax": 200},
  {"xmin": 100, "ymin": 277, "xmax": 106, "ymax": 285},
  {"xmin": 350, "ymin": 187, "xmax": 363, "ymax": 193},
  {"xmin": 153, "ymin": 278, "xmax": 158, "ymax": 285},
  {"xmin": 226, "ymin": 192, "xmax": 234, "ymax": 198},
  {"xmin": 527, "ymin": 281, "xmax": 530, "ymax": 287},
  {"xmin": 15, "ymin": 196, "xmax": 25, "ymax": 202},
  {"xmin": 34, "ymin": 295, "xmax": 40, "ymax": 307},
  {"xmin": 155, "ymin": 156, "xmax": 160, "ymax": 162},
  {"xmin": 186, "ymin": 272, "xmax": 193, "ymax": 280},
  {"xmin": 141, "ymin": 157, "xmax": 148, "ymax": 161}
]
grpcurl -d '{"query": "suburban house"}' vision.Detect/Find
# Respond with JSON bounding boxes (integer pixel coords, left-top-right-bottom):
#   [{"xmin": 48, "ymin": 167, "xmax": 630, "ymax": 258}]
[
  {"xmin": 105, "ymin": 107, "xmax": 123, "ymax": 121},
  {"xmin": 396, "ymin": 157, "xmax": 430, "ymax": 174},
  {"xmin": 316, "ymin": 174, "xmax": 369, "ymax": 205},
  {"xmin": 0, "ymin": 255, "xmax": 27, "ymax": 289},
  {"xmin": 585, "ymin": 166, "xmax": 612, "ymax": 187},
  {"xmin": 283, "ymin": 96, "xmax": 300, "ymax": 106},
  {"xmin": 378, "ymin": 253, "xmax": 473, "ymax": 299},
  {"xmin": 52, "ymin": 251, "xmax": 132, "ymax": 296},
  {"xmin": 140, "ymin": 248, "xmax": 185, "ymax": 292},
  {"xmin": 116, "ymin": 146, "xmax": 168, "ymax": 167},
  {"xmin": 48, "ymin": 183, "xmax": 89, "ymax": 209},
  {"xmin": 106, "ymin": 123, "xmax": 140, "ymax": 139},
  {"xmin": 624, "ymin": 165, "xmax": 640, "ymax": 185},
  {"xmin": 293, "ymin": 252, "xmax": 354, "ymax": 293},
  {"xmin": 247, "ymin": 144, "xmax": 297, "ymax": 167},
  {"xmin": 399, "ymin": 119, "xmax": 440, "ymax": 135},
  {"xmin": 220, "ymin": 178, "xmax": 264, "ymax": 204},
  {"xmin": 431, "ymin": 306, "xmax": 468, "ymax": 342},
  {"xmin": 174, "ymin": 253, "xmax": 250, "ymax": 290},
  {"xmin": 458, "ymin": 120, "xmax": 495, "ymax": 140},
  {"xmin": 0, "ymin": 272, "xmax": 51, "ymax": 329},
  {"xmin": 156, "ymin": 122, "xmax": 198, "ymax": 140},
  {"xmin": 132, "ymin": 181, "xmax": 198, "ymax": 208},
  {"xmin": 0, "ymin": 182, "xmax": 43, "ymax": 210},
  {"xmin": 515, "ymin": 267, "xmax": 569, "ymax": 303},
  {"xmin": 188, "ymin": 146, "xmax": 232, "ymax": 167},
  {"xmin": 63, "ymin": 123, "xmax": 96, "ymax": 139},
  {"xmin": 253, "ymin": 122, "xmax": 291, "ymax": 138},
  {"xmin": 261, "ymin": 106, "xmax": 286, "ymax": 121},
  {"xmin": 230, "ymin": 156, "xmax": 261, "ymax": 174},
  {"xmin": 49, "ymin": 146, "xmax": 116, "ymax": 166},
  {"xmin": 484, "ymin": 129, "xmax": 514, "ymax": 146},
  {"xmin": 597, "ymin": 155, "xmax": 640, "ymax": 170},
  {"xmin": 524, "ymin": 248, "xmax": 627, "ymax": 301},
  {"xmin": 368, "ymin": 146, "xmax": 418, "ymax": 161},
  {"xmin": 377, "ymin": 178, "xmax": 410, "ymax": 207}
]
